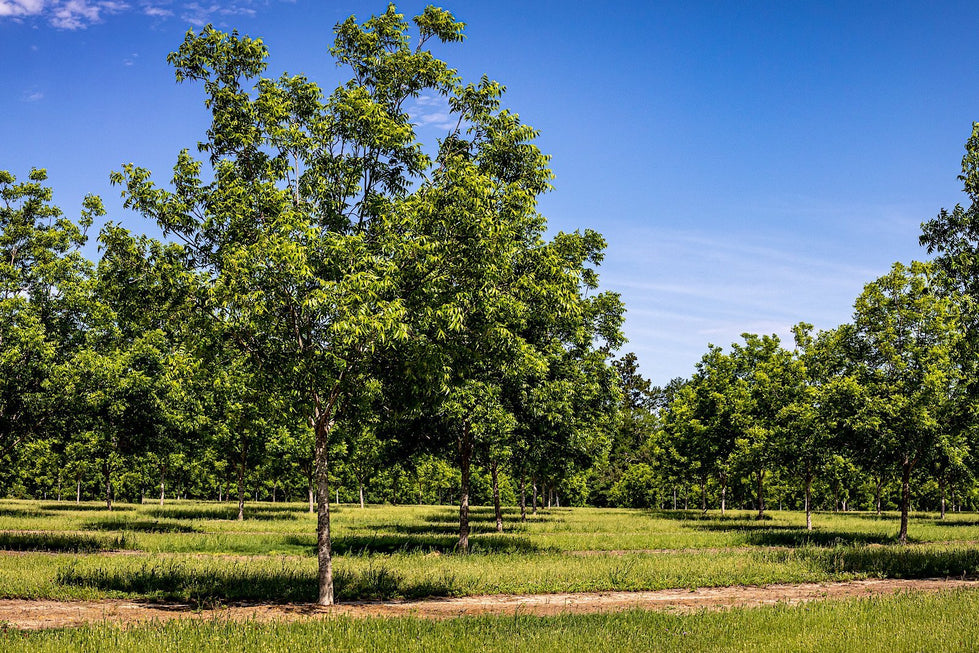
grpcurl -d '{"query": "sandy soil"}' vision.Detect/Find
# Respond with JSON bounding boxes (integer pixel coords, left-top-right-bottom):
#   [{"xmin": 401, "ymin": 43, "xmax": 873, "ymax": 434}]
[{"xmin": 2, "ymin": 578, "xmax": 977, "ymax": 630}]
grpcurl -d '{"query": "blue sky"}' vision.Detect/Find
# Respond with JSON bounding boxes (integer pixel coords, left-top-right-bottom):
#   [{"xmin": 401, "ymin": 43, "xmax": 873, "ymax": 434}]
[{"xmin": 3, "ymin": 1, "xmax": 979, "ymax": 384}]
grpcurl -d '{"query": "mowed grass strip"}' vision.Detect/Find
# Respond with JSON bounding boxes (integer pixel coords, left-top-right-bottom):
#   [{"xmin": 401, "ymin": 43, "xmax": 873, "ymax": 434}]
[{"xmin": 3, "ymin": 588, "xmax": 979, "ymax": 652}]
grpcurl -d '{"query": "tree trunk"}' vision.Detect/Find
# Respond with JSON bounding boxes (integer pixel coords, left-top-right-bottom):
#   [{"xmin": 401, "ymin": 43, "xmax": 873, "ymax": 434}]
[
  {"xmin": 237, "ymin": 456, "xmax": 245, "ymax": 522},
  {"xmin": 520, "ymin": 474, "xmax": 527, "ymax": 522},
  {"xmin": 672, "ymin": 486, "xmax": 677, "ymax": 511},
  {"xmin": 940, "ymin": 475, "xmax": 947, "ymax": 519},
  {"xmin": 755, "ymin": 468, "xmax": 765, "ymax": 520},
  {"xmin": 308, "ymin": 483, "xmax": 315, "ymax": 514},
  {"xmin": 532, "ymin": 479, "xmax": 538, "ymax": 515},
  {"xmin": 701, "ymin": 475, "xmax": 708, "ymax": 512},
  {"xmin": 898, "ymin": 459, "xmax": 911, "ymax": 544},
  {"xmin": 76, "ymin": 478, "xmax": 81, "ymax": 503},
  {"xmin": 359, "ymin": 481, "xmax": 365, "ymax": 509},
  {"xmin": 805, "ymin": 469, "xmax": 813, "ymax": 531},
  {"xmin": 314, "ymin": 409, "xmax": 335, "ymax": 606},
  {"xmin": 491, "ymin": 460, "xmax": 503, "ymax": 533},
  {"xmin": 458, "ymin": 421, "xmax": 472, "ymax": 554},
  {"xmin": 875, "ymin": 476, "xmax": 883, "ymax": 515},
  {"xmin": 57, "ymin": 473, "xmax": 62, "ymax": 502},
  {"xmin": 159, "ymin": 464, "xmax": 166, "ymax": 507},
  {"xmin": 720, "ymin": 474, "xmax": 727, "ymax": 515},
  {"xmin": 104, "ymin": 462, "xmax": 112, "ymax": 511}
]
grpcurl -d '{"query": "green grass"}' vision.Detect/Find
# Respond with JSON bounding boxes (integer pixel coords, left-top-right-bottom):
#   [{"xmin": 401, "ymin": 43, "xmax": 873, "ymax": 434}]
[
  {"xmin": 4, "ymin": 588, "xmax": 979, "ymax": 652},
  {"xmin": 1, "ymin": 499, "xmax": 978, "ymax": 603}
]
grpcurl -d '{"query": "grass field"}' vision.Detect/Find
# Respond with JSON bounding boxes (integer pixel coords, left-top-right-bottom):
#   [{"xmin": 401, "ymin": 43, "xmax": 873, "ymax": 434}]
[
  {"xmin": 3, "ymin": 500, "xmax": 979, "ymax": 650},
  {"xmin": 1, "ymin": 500, "xmax": 979, "ymax": 603},
  {"xmin": 3, "ymin": 589, "xmax": 979, "ymax": 652}
]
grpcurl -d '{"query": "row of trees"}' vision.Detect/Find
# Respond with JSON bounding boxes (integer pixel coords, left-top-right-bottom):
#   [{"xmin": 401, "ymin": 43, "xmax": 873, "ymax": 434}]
[
  {"xmin": 585, "ymin": 124, "xmax": 979, "ymax": 546},
  {"xmin": 1, "ymin": 6, "xmax": 624, "ymax": 605}
]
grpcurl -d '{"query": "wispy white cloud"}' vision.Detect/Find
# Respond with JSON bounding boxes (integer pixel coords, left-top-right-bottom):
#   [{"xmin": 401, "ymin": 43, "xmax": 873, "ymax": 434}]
[
  {"xmin": 181, "ymin": 1, "xmax": 255, "ymax": 27},
  {"xmin": 409, "ymin": 95, "xmax": 459, "ymax": 131},
  {"xmin": 0, "ymin": 0, "xmax": 285, "ymax": 29},
  {"xmin": 0, "ymin": 0, "xmax": 45, "ymax": 18},
  {"xmin": 21, "ymin": 90, "xmax": 44, "ymax": 101}
]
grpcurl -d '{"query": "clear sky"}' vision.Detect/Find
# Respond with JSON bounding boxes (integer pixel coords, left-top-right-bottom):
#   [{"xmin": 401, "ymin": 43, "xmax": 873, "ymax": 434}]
[{"xmin": 3, "ymin": 1, "xmax": 979, "ymax": 385}]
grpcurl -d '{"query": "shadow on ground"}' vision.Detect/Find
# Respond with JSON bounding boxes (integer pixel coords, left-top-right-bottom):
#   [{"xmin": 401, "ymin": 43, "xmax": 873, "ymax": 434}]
[
  {"xmin": 83, "ymin": 518, "xmax": 200, "ymax": 534},
  {"xmin": 0, "ymin": 531, "xmax": 130, "ymax": 553},
  {"xmin": 55, "ymin": 559, "xmax": 460, "ymax": 603}
]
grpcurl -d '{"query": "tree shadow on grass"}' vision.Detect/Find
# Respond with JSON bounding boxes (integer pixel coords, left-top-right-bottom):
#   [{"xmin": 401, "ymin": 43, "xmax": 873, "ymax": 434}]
[
  {"xmin": 42, "ymin": 504, "xmax": 135, "ymax": 512},
  {"xmin": 684, "ymin": 521, "xmax": 896, "ymax": 546},
  {"xmin": 282, "ymin": 532, "xmax": 541, "ymax": 555},
  {"xmin": 800, "ymin": 544, "xmax": 979, "ymax": 579},
  {"xmin": 55, "ymin": 559, "xmax": 460, "ymax": 603},
  {"xmin": 144, "ymin": 506, "xmax": 301, "ymax": 521},
  {"xmin": 0, "ymin": 531, "xmax": 131, "ymax": 553},
  {"xmin": 650, "ymin": 509, "xmax": 774, "ymax": 522},
  {"xmin": 83, "ymin": 518, "xmax": 200, "ymax": 533},
  {"xmin": 0, "ymin": 507, "xmax": 44, "ymax": 518}
]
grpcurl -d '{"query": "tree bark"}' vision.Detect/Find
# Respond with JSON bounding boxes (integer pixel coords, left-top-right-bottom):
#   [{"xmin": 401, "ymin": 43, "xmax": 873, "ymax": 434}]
[
  {"xmin": 104, "ymin": 462, "xmax": 112, "ymax": 511},
  {"xmin": 308, "ymin": 483, "xmax": 315, "ymax": 514},
  {"xmin": 458, "ymin": 421, "xmax": 472, "ymax": 553},
  {"xmin": 939, "ymin": 475, "xmax": 947, "ymax": 519},
  {"xmin": 805, "ymin": 469, "xmax": 813, "ymax": 531},
  {"xmin": 519, "ymin": 474, "xmax": 527, "ymax": 522},
  {"xmin": 76, "ymin": 478, "xmax": 81, "ymax": 503},
  {"xmin": 875, "ymin": 476, "xmax": 883, "ymax": 515},
  {"xmin": 755, "ymin": 468, "xmax": 766, "ymax": 520},
  {"xmin": 237, "ymin": 455, "xmax": 245, "ymax": 521},
  {"xmin": 359, "ymin": 481, "xmax": 365, "ymax": 509},
  {"xmin": 701, "ymin": 475, "xmax": 708, "ymax": 512},
  {"xmin": 159, "ymin": 463, "xmax": 166, "ymax": 507},
  {"xmin": 491, "ymin": 459, "xmax": 503, "ymax": 533},
  {"xmin": 720, "ymin": 473, "xmax": 727, "ymax": 515},
  {"xmin": 898, "ymin": 459, "xmax": 911, "ymax": 544},
  {"xmin": 532, "ymin": 479, "xmax": 538, "ymax": 515},
  {"xmin": 314, "ymin": 409, "xmax": 335, "ymax": 606}
]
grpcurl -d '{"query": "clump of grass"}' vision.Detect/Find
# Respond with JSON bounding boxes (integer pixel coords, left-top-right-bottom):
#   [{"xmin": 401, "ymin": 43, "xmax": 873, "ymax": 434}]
[{"xmin": 0, "ymin": 532, "xmax": 130, "ymax": 553}]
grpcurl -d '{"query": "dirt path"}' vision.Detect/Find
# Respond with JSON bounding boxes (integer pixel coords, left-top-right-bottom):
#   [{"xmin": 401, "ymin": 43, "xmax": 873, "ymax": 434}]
[{"xmin": 3, "ymin": 578, "xmax": 978, "ymax": 630}]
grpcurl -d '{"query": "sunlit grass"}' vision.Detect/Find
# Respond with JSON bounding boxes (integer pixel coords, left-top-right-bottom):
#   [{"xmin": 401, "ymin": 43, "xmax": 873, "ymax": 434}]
[{"xmin": 4, "ymin": 588, "xmax": 979, "ymax": 652}]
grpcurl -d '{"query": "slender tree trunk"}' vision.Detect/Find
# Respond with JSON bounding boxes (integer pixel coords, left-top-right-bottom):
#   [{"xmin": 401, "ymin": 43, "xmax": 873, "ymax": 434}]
[
  {"xmin": 755, "ymin": 468, "xmax": 765, "ymax": 520},
  {"xmin": 672, "ymin": 486, "xmax": 677, "ymax": 511},
  {"xmin": 720, "ymin": 474, "xmax": 727, "ymax": 515},
  {"xmin": 875, "ymin": 476, "xmax": 883, "ymax": 515},
  {"xmin": 76, "ymin": 478, "xmax": 81, "ymax": 503},
  {"xmin": 520, "ymin": 474, "xmax": 527, "ymax": 522},
  {"xmin": 104, "ymin": 462, "xmax": 112, "ymax": 511},
  {"xmin": 940, "ymin": 475, "xmax": 947, "ymax": 519},
  {"xmin": 359, "ymin": 481, "xmax": 365, "ymax": 509},
  {"xmin": 308, "ymin": 483, "xmax": 315, "ymax": 514},
  {"xmin": 237, "ymin": 455, "xmax": 246, "ymax": 522},
  {"xmin": 805, "ymin": 469, "xmax": 813, "ymax": 531},
  {"xmin": 458, "ymin": 421, "xmax": 473, "ymax": 553},
  {"xmin": 314, "ymin": 411, "xmax": 335, "ymax": 607},
  {"xmin": 532, "ymin": 478, "xmax": 538, "ymax": 515},
  {"xmin": 57, "ymin": 473, "xmax": 62, "ymax": 502},
  {"xmin": 899, "ymin": 459, "xmax": 911, "ymax": 544},
  {"xmin": 159, "ymin": 464, "xmax": 166, "ymax": 507},
  {"xmin": 491, "ymin": 460, "xmax": 503, "ymax": 533},
  {"xmin": 701, "ymin": 475, "xmax": 708, "ymax": 512}
]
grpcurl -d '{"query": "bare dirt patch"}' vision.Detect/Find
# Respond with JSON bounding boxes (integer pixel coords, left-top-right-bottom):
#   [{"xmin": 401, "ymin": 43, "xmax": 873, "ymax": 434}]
[{"xmin": 3, "ymin": 578, "xmax": 978, "ymax": 630}]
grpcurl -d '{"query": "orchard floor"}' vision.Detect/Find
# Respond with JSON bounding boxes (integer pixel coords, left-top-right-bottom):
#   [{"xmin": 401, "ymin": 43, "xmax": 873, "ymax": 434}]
[
  {"xmin": 5, "ymin": 500, "xmax": 979, "ymax": 636},
  {"xmin": 1, "ymin": 578, "xmax": 977, "ymax": 630}
]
